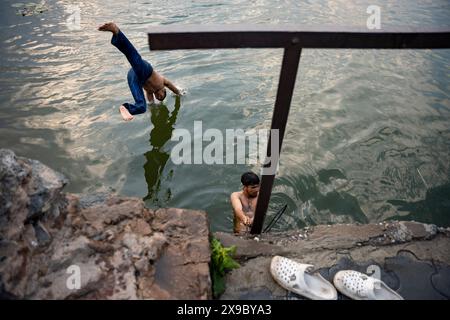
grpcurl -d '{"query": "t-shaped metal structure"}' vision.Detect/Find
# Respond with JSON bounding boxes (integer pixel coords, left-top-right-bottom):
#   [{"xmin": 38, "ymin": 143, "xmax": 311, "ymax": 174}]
[{"xmin": 148, "ymin": 25, "xmax": 450, "ymax": 234}]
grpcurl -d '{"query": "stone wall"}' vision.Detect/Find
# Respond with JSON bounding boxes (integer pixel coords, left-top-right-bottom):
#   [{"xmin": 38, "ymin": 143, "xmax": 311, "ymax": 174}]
[{"xmin": 0, "ymin": 149, "xmax": 211, "ymax": 299}]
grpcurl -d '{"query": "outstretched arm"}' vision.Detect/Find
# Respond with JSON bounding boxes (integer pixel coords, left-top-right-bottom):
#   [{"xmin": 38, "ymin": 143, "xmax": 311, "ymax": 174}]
[{"xmin": 164, "ymin": 78, "xmax": 180, "ymax": 95}]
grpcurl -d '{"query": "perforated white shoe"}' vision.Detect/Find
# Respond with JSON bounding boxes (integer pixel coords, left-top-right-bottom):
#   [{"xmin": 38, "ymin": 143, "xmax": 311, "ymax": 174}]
[
  {"xmin": 333, "ymin": 270, "xmax": 403, "ymax": 300},
  {"xmin": 270, "ymin": 256, "xmax": 337, "ymax": 300}
]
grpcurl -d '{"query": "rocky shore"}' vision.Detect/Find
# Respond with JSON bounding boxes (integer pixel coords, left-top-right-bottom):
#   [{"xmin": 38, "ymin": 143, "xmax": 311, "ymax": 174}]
[
  {"xmin": 216, "ymin": 221, "xmax": 450, "ymax": 299},
  {"xmin": 1, "ymin": 148, "xmax": 449, "ymax": 300},
  {"xmin": 0, "ymin": 149, "xmax": 211, "ymax": 299}
]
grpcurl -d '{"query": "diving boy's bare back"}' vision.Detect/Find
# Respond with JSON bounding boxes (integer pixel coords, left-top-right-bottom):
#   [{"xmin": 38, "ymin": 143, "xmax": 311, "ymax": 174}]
[{"xmin": 98, "ymin": 22, "xmax": 180, "ymax": 121}]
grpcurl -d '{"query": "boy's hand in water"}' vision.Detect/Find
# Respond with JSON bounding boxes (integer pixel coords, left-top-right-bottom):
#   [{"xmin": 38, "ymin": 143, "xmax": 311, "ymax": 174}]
[
  {"xmin": 164, "ymin": 78, "xmax": 185, "ymax": 97},
  {"xmin": 243, "ymin": 216, "xmax": 252, "ymax": 227},
  {"xmin": 172, "ymin": 87, "xmax": 187, "ymax": 96}
]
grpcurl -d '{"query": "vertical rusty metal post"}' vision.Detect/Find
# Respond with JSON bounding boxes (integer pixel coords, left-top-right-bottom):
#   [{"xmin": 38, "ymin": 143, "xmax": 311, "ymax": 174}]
[{"xmin": 250, "ymin": 43, "xmax": 302, "ymax": 234}]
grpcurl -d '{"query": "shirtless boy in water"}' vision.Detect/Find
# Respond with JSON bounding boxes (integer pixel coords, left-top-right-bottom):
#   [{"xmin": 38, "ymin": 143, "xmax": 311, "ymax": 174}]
[{"xmin": 230, "ymin": 172, "xmax": 260, "ymax": 234}]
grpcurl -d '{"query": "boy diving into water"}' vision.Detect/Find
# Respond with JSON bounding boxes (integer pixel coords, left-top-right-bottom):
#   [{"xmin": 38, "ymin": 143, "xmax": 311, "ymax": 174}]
[{"xmin": 98, "ymin": 22, "xmax": 181, "ymax": 121}]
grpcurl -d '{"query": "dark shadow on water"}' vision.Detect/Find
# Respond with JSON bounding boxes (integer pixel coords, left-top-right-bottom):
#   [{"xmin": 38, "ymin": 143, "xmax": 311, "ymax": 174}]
[
  {"xmin": 143, "ymin": 97, "xmax": 181, "ymax": 204},
  {"xmin": 386, "ymin": 182, "xmax": 450, "ymax": 227},
  {"xmin": 270, "ymin": 170, "xmax": 368, "ymax": 229}
]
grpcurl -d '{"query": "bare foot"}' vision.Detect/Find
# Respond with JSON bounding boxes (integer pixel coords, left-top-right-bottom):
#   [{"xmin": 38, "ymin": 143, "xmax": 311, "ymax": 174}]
[
  {"xmin": 119, "ymin": 105, "xmax": 134, "ymax": 121},
  {"xmin": 98, "ymin": 22, "xmax": 119, "ymax": 35}
]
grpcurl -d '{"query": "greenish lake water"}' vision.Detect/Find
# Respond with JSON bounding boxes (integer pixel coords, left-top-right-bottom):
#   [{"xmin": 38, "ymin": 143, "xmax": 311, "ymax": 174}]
[{"xmin": 1, "ymin": 0, "xmax": 449, "ymax": 231}]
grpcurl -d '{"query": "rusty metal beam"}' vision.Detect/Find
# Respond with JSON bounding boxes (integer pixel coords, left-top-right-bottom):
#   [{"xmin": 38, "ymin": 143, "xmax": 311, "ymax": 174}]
[{"xmin": 148, "ymin": 25, "xmax": 450, "ymax": 50}]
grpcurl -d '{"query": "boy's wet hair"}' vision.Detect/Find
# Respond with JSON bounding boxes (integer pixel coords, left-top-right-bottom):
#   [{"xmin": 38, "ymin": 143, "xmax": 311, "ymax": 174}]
[{"xmin": 241, "ymin": 171, "xmax": 260, "ymax": 186}]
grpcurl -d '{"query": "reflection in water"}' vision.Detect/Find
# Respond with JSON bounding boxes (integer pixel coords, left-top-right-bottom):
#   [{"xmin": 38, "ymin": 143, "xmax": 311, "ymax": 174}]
[
  {"xmin": 143, "ymin": 96, "xmax": 181, "ymax": 204},
  {"xmin": 387, "ymin": 183, "xmax": 450, "ymax": 227}
]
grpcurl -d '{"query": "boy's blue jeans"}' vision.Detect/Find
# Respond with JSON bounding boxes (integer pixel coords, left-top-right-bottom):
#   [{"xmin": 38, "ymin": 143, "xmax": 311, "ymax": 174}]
[{"xmin": 111, "ymin": 30, "xmax": 153, "ymax": 115}]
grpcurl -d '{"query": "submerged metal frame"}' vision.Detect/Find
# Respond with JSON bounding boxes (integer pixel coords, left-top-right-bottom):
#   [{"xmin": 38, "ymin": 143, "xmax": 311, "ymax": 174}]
[{"xmin": 148, "ymin": 25, "xmax": 450, "ymax": 234}]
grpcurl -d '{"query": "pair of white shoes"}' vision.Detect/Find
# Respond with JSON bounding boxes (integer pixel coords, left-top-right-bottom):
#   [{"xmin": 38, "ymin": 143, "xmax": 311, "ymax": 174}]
[{"xmin": 270, "ymin": 256, "xmax": 404, "ymax": 300}]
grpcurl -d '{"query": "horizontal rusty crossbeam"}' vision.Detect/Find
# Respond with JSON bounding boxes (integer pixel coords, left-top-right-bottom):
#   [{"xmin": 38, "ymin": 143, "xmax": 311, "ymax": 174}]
[
  {"xmin": 148, "ymin": 25, "xmax": 450, "ymax": 50},
  {"xmin": 148, "ymin": 25, "xmax": 450, "ymax": 234}
]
